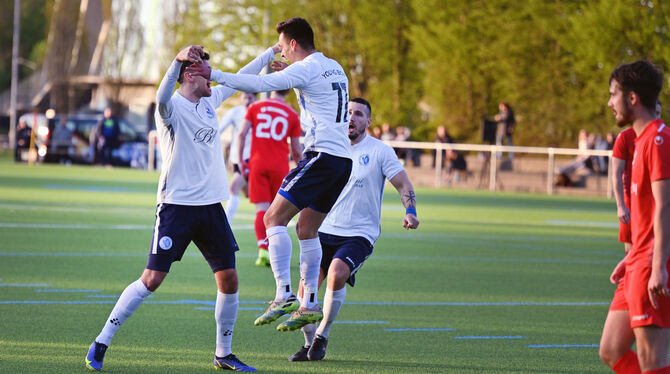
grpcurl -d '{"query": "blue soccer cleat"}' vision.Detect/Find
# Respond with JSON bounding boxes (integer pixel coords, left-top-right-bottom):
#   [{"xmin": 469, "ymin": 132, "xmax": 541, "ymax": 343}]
[
  {"xmin": 214, "ymin": 354, "xmax": 257, "ymax": 372},
  {"xmin": 85, "ymin": 341, "xmax": 108, "ymax": 371}
]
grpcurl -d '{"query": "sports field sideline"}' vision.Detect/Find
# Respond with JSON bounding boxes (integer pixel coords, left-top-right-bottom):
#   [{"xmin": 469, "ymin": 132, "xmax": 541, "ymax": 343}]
[{"xmin": 0, "ymin": 157, "xmax": 624, "ymax": 373}]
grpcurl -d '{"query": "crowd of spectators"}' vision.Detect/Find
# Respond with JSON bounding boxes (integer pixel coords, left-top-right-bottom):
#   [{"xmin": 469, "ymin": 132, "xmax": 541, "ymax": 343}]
[{"xmin": 556, "ymin": 129, "xmax": 615, "ymax": 187}]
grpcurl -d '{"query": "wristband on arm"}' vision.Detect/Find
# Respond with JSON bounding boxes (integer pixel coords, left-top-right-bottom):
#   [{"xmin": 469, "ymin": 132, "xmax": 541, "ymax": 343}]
[{"xmin": 406, "ymin": 206, "xmax": 417, "ymax": 216}]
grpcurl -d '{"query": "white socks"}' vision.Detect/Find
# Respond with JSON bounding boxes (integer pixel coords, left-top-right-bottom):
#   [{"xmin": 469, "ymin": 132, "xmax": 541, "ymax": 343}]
[
  {"xmin": 301, "ymin": 323, "xmax": 316, "ymax": 348},
  {"xmin": 266, "ymin": 225, "xmax": 293, "ymax": 300},
  {"xmin": 315, "ymin": 287, "xmax": 346, "ymax": 339},
  {"xmin": 96, "ymin": 279, "xmax": 152, "ymax": 346},
  {"xmin": 215, "ymin": 291, "xmax": 238, "ymax": 357},
  {"xmin": 299, "ymin": 238, "xmax": 322, "ymax": 308},
  {"xmin": 225, "ymin": 195, "xmax": 240, "ymax": 223}
]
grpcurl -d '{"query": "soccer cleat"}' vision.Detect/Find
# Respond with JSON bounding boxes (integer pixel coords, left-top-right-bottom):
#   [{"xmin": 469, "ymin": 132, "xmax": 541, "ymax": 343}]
[
  {"xmin": 213, "ymin": 354, "xmax": 257, "ymax": 372},
  {"xmin": 253, "ymin": 295, "xmax": 299, "ymax": 326},
  {"xmin": 276, "ymin": 305, "xmax": 323, "ymax": 332},
  {"xmin": 85, "ymin": 341, "xmax": 108, "ymax": 371},
  {"xmin": 307, "ymin": 335, "xmax": 328, "ymax": 361},
  {"xmin": 255, "ymin": 250, "xmax": 270, "ymax": 268},
  {"xmin": 288, "ymin": 346, "xmax": 310, "ymax": 362}
]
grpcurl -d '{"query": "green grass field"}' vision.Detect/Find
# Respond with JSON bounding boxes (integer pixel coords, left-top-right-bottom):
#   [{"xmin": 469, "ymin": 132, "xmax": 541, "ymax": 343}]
[{"xmin": 0, "ymin": 156, "xmax": 623, "ymax": 373}]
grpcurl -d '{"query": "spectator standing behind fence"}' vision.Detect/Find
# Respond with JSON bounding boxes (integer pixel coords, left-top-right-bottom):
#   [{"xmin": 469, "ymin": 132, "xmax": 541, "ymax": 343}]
[
  {"xmin": 371, "ymin": 126, "xmax": 381, "ymax": 139},
  {"xmin": 94, "ymin": 107, "xmax": 121, "ymax": 167},
  {"xmin": 14, "ymin": 118, "xmax": 31, "ymax": 162},
  {"xmin": 446, "ymin": 149, "xmax": 467, "ymax": 184},
  {"xmin": 380, "ymin": 122, "xmax": 395, "ymax": 141},
  {"xmin": 494, "ymin": 101, "xmax": 515, "ymax": 159},
  {"xmin": 433, "ymin": 125, "xmax": 453, "ymax": 168}
]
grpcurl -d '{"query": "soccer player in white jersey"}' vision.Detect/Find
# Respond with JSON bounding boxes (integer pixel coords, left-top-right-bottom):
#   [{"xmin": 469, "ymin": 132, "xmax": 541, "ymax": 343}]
[
  {"xmin": 219, "ymin": 92, "xmax": 256, "ymax": 223},
  {"xmin": 286, "ymin": 97, "xmax": 419, "ymax": 361},
  {"xmin": 84, "ymin": 44, "xmax": 279, "ymax": 372},
  {"xmin": 188, "ymin": 17, "xmax": 353, "ymax": 331}
]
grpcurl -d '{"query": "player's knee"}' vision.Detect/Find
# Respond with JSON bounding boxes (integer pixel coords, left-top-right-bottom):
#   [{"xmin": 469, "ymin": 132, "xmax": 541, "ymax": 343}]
[
  {"xmin": 329, "ymin": 260, "xmax": 350, "ymax": 289},
  {"xmin": 295, "ymin": 222, "xmax": 318, "ymax": 240},
  {"xmin": 141, "ymin": 273, "xmax": 164, "ymax": 292},
  {"xmin": 215, "ymin": 269, "xmax": 238, "ymax": 293},
  {"xmin": 598, "ymin": 344, "xmax": 618, "ymax": 368}
]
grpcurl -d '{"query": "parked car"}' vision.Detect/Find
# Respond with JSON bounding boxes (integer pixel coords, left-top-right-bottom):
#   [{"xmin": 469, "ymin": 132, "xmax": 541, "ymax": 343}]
[{"xmin": 17, "ymin": 112, "xmax": 148, "ymax": 167}]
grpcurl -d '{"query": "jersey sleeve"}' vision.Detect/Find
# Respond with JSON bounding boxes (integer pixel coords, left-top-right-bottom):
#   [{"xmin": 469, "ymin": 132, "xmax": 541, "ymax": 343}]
[
  {"xmin": 612, "ymin": 131, "xmax": 628, "ymax": 160},
  {"xmin": 381, "ymin": 143, "xmax": 405, "ymax": 180},
  {"xmin": 210, "ymin": 48, "xmax": 275, "ymax": 105},
  {"xmin": 244, "ymin": 103, "xmax": 257, "ymax": 123},
  {"xmin": 218, "ymin": 107, "xmax": 238, "ymax": 133},
  {"xmin": 210, "ymin": 60, "xmax": 312, "ymax": 93},
  {"xmin": 649, "ymin": 131, "xmax": 670, "ymax": 182},
  {"xmin": 155, "ymin": 59, "xmax": 182, "ymax": 122}
]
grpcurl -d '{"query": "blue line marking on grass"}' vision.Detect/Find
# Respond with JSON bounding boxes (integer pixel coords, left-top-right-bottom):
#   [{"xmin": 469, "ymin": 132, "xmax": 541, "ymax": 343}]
[
  {"xmin": 0, "ymin": 283, "xmax": 51, "ymax": 287},
  {"xmin": 528, "ymin": 344, "xmax": 598, "ymax": 348},
  {"xmin": 195, "ymin": 307, "xmax": 264, "ymax": 311},
  {"xmin": 385, "ymin": 328, "xmax": 454, "ymax": 332},
  {"xmin": 454, "ymin": 336, "xmax": 523, "ymax": 339},
  {"xmin": 87, "ymin": 295, "xmax": 120, "ymax": 298},
  {"xmin": 335, "ymin": 321, "xmax": 390, "ymax": 324},
  {"xmin": 35, "ymin": 289, "xmax": 100, "ymax": 293},
  {"xmin": 345, "ymin": 301, "xmax": 609, "ymax": 306}
]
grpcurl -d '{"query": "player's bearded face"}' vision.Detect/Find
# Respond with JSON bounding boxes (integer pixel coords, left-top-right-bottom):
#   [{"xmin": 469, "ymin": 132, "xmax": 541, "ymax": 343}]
[
  {"xmin": 608, "ymin": 80, "xmax": 633, "ymax": 127},
  {"xmin": 348, "ymin": 103, "xmax": 370, "ymax": 141}
]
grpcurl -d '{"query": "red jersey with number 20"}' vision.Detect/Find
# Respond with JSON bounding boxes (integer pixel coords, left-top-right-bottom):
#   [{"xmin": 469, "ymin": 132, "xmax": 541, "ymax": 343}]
[
  {"xmin": 629, "ymin": 119, "xmax": 670, "ymax": 270},
  {"xmin": 245, "ymin": 98, "xmax": 301, "ymax": 170}
]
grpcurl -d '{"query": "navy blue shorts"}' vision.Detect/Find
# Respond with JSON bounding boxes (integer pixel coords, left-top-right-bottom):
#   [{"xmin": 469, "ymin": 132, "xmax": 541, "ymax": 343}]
[
  {"xmin": 319, "ymin": 232, "xmax": 373, "ymax": 287},
  {"xmin": 146, "ymin": 203, "xmax": 239, "ymax": 273},
  {"xmin": 279, "ymin": 152, "xmax": 352, "ymax": 213}
]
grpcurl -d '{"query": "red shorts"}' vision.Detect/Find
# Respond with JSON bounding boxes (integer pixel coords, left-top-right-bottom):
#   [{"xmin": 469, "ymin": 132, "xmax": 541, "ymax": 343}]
[
  {"xmin": 609, "ymin": 277, "xmax": 627, "ymax": 311},
  {"xmin": 248, "ymin": 165, "xmax": 288, "ymax": 204},
  {"xmin": 618, "ymin": 221, "xmax": 631, "ymax": 243},
  {"xmin": 624, "ymin": 265, "xmax": 670, "ymax": 328}
]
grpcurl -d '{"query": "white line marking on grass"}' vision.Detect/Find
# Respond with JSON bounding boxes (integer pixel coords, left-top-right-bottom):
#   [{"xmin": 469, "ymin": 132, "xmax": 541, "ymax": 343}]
[
  {"xmin": 0, "ymin": 283, "xmax": 50, "ymax": 287},
  {"xmin": 454, "ymin": 336, "xmax": 523, "ymax": 339},
  {"xmin": 86, "ymin": 295, "xmax": 120, "ymax": 298},
  {"xmin": 546, "ymin": 220, "xmax": 618, "ymax": 228},
  {"xmin": 0, "ymin": 223, "xmax": 254, "ymax": 230},
  {"xmin": 528, "ymin": 344, "xmax": 598, "ymax": 348},
  {"xmin": 385, "ymin": 328, "xmax": 453, "ymax": 332},
  {"xmin": 35, "ymin": 289, "xmax": 100, "ymax": 293}
]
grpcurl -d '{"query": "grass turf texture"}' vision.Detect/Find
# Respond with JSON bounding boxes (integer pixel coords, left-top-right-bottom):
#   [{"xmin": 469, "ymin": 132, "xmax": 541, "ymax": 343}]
[{"xmin": 0, "ymin": 157, "xmax": 623, "ymax": 373}]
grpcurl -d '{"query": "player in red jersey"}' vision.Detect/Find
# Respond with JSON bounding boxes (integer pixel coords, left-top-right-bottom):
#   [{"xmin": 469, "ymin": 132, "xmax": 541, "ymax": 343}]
[
  {"xmin": 599, "ymin": 60, "xmax": 668, "ymax": 374},
  {"xmin": 237, "ymin": 89, "xmax": 302, "ymax": 267}
]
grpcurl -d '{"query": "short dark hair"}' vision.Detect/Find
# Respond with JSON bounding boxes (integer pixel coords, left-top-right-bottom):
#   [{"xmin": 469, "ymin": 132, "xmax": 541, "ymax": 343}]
[
  {"xmin": 350, "ymin": 97, "xmax": 371, "ymax": 117},
  {"xmin": 609, "ymin": 60, "xmax": 663, "ymax": 111},
  {"xmin": 276, "ymin": 17, "xmax": 315, "ymax": 50},
  {"xmin": 178, "ymin": 50, "xmax": 210, "ymax": 84}
]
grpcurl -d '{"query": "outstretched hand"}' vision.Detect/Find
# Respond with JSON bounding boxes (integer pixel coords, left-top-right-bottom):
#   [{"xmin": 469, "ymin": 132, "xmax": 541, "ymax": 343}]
[
  {"xmin": 185, "ymin": 63, "xmax": 212, "ymax": 80},
  {"xmin": 271, "ymin": 41, "xmax": 281, "ymax": 54},
  {"xmin": 176, "ymin": 45, "xmax": 205, "ymax": 64},
  {"xmin": 271, "ymin": 60, "xmax": 289, "ymax": 72}
]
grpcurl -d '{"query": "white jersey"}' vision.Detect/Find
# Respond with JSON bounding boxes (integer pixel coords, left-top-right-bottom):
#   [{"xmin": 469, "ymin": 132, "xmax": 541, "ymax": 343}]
[
  {"xmin": 319, "ymin": 135, "xmax": 404, "ymax": 245},
  {"xmin": 210, "ymin": 52, "xmax": 352, "ymax": 160},
  {"xmin": 218, "ymin": 105, "xmax": 251, "ymax": 164},
  {"xmin": 154, "ymin": 48, "xmax": 274, "ymax": 205}
]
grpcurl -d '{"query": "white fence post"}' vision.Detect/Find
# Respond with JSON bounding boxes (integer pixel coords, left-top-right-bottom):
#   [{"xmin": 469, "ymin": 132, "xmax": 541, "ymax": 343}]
[
  {"xmin": 489, "ymin": 146, "xmax": 497, "ymax": 191},
  {"xmin": 435, "ymin": 144, "xmax": 443, "ymax": 188},
  {"xmin": 547, "ymin": 148, "xmax": 555, "ymax": 195}
]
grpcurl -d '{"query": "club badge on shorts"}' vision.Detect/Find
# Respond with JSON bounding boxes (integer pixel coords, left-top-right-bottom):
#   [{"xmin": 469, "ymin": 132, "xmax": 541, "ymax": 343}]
[{"xmin": 159, "ymin": 236, "xmax": 173, "ymax": 250}]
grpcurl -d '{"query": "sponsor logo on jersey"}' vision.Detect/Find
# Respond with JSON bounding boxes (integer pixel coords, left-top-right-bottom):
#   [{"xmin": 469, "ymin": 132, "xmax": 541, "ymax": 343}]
[
  {"xmin": 359, "ymin": 154, "xmax": 370, "ymax": 165},
  {"xmin": 159, "ymin": 236, "xmax": 173, "ymax": 250},
  {"xmin": 321, "ymin": 69, "xmax": 346, "ymax": 79},
  {"xmin": 353, "ymin": 178, "xmax": 364, "ymax": 188},
  {"xmin": 193, "ymin": 127, "xmax": 216, "ymax": 144}
]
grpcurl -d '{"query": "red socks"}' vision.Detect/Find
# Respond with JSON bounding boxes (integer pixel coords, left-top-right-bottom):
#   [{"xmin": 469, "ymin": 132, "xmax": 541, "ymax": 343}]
[
  {"xmin": 254, "ymin": 211, "xmax": 268, "ymax": 250},
  {"xmin": 613, "ymin": 350, "xmax": 641, "ymax": 374}
]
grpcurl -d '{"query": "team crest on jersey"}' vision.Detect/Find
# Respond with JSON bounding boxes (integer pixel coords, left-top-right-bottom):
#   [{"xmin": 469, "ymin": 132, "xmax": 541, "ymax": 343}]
[
  {"xmin": 359, "ymin": 154, "xmax": 370, "ymax": 166},
  {"xmin": 159, "ymin": 236, "xmax": 173, "ymax": 250},
  {"xmin": 655, "ymin": 135, "xmax": 664, "ymax": 146},
  {"xmin": 193, "ymin": 127, "xmax": 216, "ymax": 144},
  {"xmin": 205, "ymin": 107, "xmax": 215, "ymax": 119}
]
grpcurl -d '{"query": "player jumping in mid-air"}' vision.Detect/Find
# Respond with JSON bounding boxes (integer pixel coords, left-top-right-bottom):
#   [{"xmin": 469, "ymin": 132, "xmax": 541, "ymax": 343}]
[
  {"xmin": 237, "ymin": 89, "xmax": 303, "ymax": 267},
  {"xmin": 599, "ymin": 60, "xmax": 670, "ymax": 374},
  {"xmin": 288, "ymin": 97, "xmax": 419, "ymax": 361},
  {"xmin": 188, "ymin": 17, "xmax": 353, "ymax": 331},
  {"xmin": 84, "ymin": 43, "xmax": 280, "ymax": 372}
]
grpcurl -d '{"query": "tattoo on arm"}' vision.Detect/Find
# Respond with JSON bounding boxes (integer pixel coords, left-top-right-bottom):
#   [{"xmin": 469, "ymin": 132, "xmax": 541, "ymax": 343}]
[{"xmin": 403, "ymin": 190, "xmax": 416, "ymax": 208}]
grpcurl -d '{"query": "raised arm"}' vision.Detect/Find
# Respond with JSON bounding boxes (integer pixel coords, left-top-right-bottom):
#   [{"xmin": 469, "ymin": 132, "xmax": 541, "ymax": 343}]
[
  {"xmin": 389, "ymin": 170, "xmax": 419, "ymax": 230},
  {"xmin": 209, "ymin": 60, "xmax": 311, "ymax": 93},
  {"xmin": 156, "ymin": 45, "xmax": 206, "ymax": 119},
  {"xmin": 612, "ymin": 157, "xmax": 630, "ymax": 224}
]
